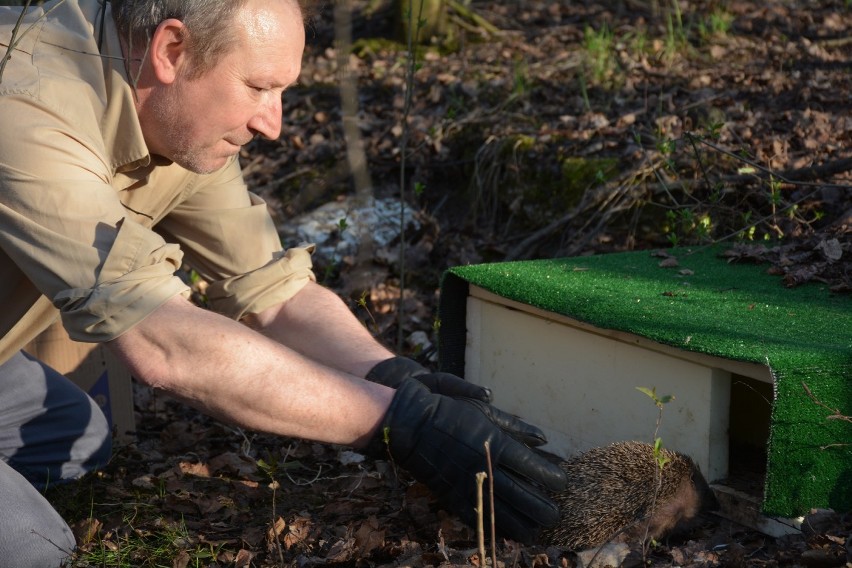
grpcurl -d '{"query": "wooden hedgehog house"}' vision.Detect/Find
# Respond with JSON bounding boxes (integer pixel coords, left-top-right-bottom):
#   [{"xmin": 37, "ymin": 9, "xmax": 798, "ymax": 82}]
[{"xmin": 438, "ymin": 246, "xmax": 852, "ymax": 534}]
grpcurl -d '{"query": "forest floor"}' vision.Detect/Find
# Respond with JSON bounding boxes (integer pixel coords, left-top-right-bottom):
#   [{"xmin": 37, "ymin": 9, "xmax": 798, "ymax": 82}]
[{"xmin": 54, "ymin": 0, "xmax": 851, "ymax": 566}]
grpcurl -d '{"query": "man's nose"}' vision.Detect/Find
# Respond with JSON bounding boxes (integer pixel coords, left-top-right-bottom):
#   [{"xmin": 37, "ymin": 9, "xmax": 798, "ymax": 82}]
[{"xmin": 249, "ymin": 94, "xmax": 283, "ymax": 140}]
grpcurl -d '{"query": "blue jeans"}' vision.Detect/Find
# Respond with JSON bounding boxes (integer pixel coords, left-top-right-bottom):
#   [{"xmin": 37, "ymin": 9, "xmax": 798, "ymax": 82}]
[{"xmin": 0, "ymin": 351, "xmax": 112, "ymax": 567}]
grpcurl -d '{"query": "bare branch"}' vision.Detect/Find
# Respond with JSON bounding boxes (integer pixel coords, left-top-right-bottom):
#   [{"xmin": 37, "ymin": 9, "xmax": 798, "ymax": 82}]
[
  {"xmin": 803, "ymin": 382, "xmax": 852, "ymax": 425},
  {"xmin": 690, "ymin": 134, "xmax": 852, "ymax": 190},
  {"xmin": 0, "ymin": 0, "xmax": 68, "ymax": 84}
]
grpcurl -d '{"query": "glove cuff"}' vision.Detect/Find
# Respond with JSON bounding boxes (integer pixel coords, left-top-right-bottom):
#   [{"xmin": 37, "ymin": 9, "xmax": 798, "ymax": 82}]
[
  {"xmin": 365, "ymin": 356, "xmax": 427, "ymax": 388},
  {"xmin": 364, "ymin": 423, "xmax": 391, "ymax": 459},
  {"xmin": 364, "ymin": 377, "xmax": 430, "ymax": 459}
]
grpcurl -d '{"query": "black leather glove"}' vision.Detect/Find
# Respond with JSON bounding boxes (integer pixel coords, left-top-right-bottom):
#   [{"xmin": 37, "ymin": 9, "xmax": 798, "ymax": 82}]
[
  {"xmin": 371, "ymin": 378, "xmax": 567, "ymax": 544},
  {"xmin": 367, "ymin": 356, "xmax": 548, "ymax": 447},
  {"xmin": 367, "ymin": 356, "xmax": 492, "ymax": 402}
]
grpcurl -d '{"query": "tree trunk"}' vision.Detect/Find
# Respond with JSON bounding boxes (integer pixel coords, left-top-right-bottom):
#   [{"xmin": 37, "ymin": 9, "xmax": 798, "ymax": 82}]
[{"xmin": 396, "ymin": 0, "xmax": 446, "ymax": 44}]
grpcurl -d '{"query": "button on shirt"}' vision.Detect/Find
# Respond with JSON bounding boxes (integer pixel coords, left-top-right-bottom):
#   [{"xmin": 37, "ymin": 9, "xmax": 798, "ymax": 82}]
[{"xmin": 0, "ymin": 0, "xmax": 315, "ymax": 364}]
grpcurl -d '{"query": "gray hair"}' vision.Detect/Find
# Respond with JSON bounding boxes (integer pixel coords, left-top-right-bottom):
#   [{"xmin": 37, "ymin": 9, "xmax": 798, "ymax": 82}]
[{"xmin": 111, "ymin": 0, "xmax": 315, "ymax": 78}]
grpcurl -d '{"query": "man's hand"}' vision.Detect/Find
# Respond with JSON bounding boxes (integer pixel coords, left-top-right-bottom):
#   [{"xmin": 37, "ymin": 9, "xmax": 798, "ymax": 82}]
[
  {"xmin": 366, "ymin": 356, "xmax": 492, "ymax": 401},
  {"xmin": 370, "ymin": 378, "xmax": 567, "ymax": 545},
  {"xmin": 366, "ymin": 356, "xmax": 548, "ymax": 447}
]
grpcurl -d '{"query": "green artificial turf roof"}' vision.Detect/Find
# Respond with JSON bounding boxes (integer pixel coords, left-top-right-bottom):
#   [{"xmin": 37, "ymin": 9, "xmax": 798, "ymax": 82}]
[{"xmin": 439, "ymin": 246, "xmax": 852, "ymax": 517}]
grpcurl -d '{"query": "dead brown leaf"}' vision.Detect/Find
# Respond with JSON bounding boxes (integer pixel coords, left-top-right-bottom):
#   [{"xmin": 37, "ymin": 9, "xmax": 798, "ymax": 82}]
[
  {"xmin": 326, "ymin": 536, "xmax": 357, "ymax": 562},
  {"xmin": 234, "ymin": 548, "xmax": 255, "ymax": 567},
  {"xmin": 209, "ymin": 451, "xmax": 260, "ymax": 479},
  {"xmin": 178, "ymin": 460, "xmax": 211, "ymax": 478},
  {"xmin": 240, "ymin": 525, "xmax": 266, "ymax": 548},
  {"xmin": 267, "ymin": 516, "xmax": 287, "ymax": 543},
  {"xmin": 283, "ymin": 515, "xmax": 313, "ymax": 550},
  {"xmin": 172, "ymin": 550, "xmax": 190, "ymax": 568},
  {"xmin": 354, "ymin": 515, "xmax": 385, "ymax": 556},
  {"xmin": 70, "ymin": 517, "xmax": 102, "ymax": 547}
]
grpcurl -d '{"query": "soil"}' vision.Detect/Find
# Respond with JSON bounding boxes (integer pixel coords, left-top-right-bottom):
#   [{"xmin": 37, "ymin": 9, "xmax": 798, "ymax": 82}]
[{"xmin": 53, "ymin": 0, "xmax": 851, "ymax": 566}]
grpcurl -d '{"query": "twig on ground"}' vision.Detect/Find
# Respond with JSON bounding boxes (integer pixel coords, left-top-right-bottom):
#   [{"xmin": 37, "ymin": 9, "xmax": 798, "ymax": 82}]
[
  {"xmin": 475, "ymin": 471, "xmax": 487, "ymax": 566},
  {"xmin": 484, "ymin": 441, "xmax": 497, "ymax": 568}
]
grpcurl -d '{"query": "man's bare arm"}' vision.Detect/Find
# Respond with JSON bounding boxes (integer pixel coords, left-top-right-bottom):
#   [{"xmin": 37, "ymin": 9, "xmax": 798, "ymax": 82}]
[
  {"xmin": 107, "ymin": 293, "xmax": 394, "ymax": 447},
  {"xmin": 108, "ymin": 285, "xmax": 569, "ymax": 544},
  {"xmin": 242, "ymin": 280, "xmax": 394, "ymax": 378}
]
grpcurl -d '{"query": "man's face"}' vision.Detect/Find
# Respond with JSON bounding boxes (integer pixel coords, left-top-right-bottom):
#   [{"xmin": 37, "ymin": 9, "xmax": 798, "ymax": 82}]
[{"xmin": 140, "ymin": 0, "xmax": 305, "ymax": 174}]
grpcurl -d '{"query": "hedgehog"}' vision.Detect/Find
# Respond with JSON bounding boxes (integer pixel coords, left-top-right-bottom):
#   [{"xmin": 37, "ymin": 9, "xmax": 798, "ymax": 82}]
[{"xmin": 540, "ymin": 441, "xmax": 719, "ymax": 550}]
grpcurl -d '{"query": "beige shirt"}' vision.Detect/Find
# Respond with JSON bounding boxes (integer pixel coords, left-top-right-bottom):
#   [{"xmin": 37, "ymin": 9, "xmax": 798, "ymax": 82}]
[{"xmin": 0, "ymin": 0, "xmax": 315, "ymax": 364}]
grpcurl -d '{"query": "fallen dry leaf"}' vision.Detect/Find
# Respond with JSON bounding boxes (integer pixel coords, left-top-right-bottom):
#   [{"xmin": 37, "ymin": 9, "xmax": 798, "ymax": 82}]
[
  {"xmin": 172, "ymin": 550, "xmax": 190, "ymax": 568},
  {"xmin": 70, "ymin": 517, "xmax": 101, "ymax": 547},
  {"xmin": 267, "ymin": 516, "xmax": 287, "ymax": 543},
  {"xmin": 354, "ymin": 515, "xmax": 385, "ymax": 556},
  {"xmin": 234, "ymin": 548, "xmax": 255, "ymax": 568},
  {"xmin": 283, "ymin": 515, "xmax": 313, "ymax": 550},
  {"xmin": 178, "ymin": 460, "xmax": 211, "ymax": 478},
  {"xmin": 325, "ymin": 536, "xmax": 357, "ymax": 562},
  {"xmin": 816, "ymin": 238, "xmax": 842, "ymax": 262}
]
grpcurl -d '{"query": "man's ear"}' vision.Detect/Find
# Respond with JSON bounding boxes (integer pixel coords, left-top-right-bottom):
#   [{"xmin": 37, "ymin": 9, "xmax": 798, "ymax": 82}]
[{"xmin": 148, "ymin": 18, "xmax": 189, "ymax": 84}]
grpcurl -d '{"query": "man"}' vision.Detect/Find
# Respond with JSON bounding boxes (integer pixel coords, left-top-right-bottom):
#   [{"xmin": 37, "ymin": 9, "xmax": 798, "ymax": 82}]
[{"xmin": 0, "ymin": 1, "xmax": 566, "ymax": 565}]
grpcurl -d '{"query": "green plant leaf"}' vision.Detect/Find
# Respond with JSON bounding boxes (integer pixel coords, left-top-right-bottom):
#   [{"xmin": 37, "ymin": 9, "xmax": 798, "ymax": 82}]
[{"xmin": 636, "ymin": 386, "xmax": 656, "ymax": 398}]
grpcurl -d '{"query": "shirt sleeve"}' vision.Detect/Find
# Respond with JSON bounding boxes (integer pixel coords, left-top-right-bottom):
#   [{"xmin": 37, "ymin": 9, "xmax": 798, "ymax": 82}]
[
  {"xmin": 154, "ymin": 158, "xmax": 316, "ymax": 321},
  {"xmin": 0, "ymin": 95, "xmax": 189, "ymax": 342}
]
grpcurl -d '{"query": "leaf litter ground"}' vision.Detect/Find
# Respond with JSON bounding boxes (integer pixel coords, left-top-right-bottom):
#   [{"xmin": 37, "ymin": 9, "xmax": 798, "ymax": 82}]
[{"xmin": 51, "ymin": 0, "xmax": 851, "ymax": 566}]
